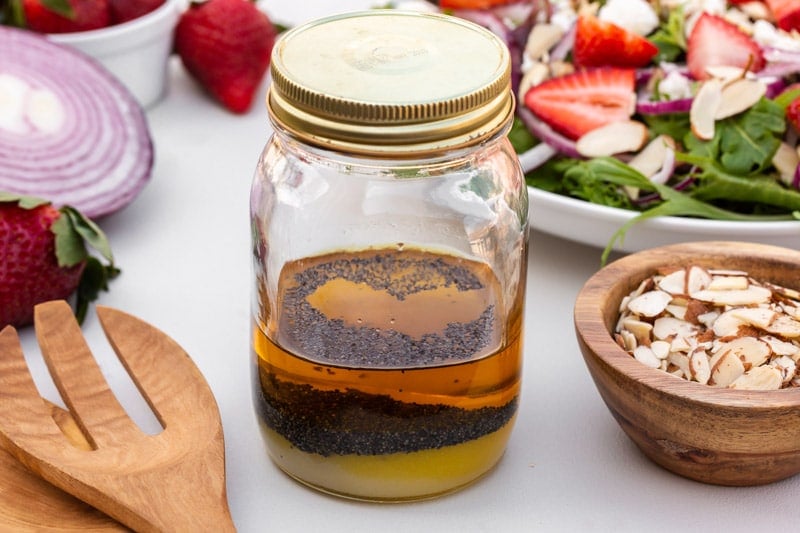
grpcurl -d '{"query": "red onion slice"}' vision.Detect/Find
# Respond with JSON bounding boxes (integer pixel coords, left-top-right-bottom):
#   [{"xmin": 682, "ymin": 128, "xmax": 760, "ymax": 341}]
[
  {"xmin": 517, "ymin": 106, "xmax": 581, "ymax": 158},
  {"xmin": 0, "ymin": 26, "xmax": 153, "ymax": 218},
  {"xmin": 793, "ymin": 163, "xmax": 800, "ymax": 191},
  {"xmin": 636, "ymin": 97, "xmax": 693, "ymax": 115}
]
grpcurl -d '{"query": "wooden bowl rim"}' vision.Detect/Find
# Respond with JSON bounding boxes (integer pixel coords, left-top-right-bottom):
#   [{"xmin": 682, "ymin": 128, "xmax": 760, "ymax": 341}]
[{"xmin": 574, "ymin": 240, "xmax": 800, "ymax": 408}]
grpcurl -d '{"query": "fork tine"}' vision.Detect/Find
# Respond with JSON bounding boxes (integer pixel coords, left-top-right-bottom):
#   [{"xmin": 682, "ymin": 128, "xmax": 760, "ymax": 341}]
[
  {"xmin": 96, "ymin": 306, "xmax": 220, "ymax": 433},
  {"xmin": 0, "ymin": 326, "xmax": 66, "ymax": 449},
  {"xmin": 34, "ymin": 301, "xmax": 141, "ymax": 448}
]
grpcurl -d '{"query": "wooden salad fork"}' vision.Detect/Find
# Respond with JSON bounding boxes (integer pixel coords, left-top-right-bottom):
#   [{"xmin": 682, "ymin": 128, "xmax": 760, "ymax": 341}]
[{"xmin": 0, "ymin": 301, "xmax": 236, "ymax": 533}]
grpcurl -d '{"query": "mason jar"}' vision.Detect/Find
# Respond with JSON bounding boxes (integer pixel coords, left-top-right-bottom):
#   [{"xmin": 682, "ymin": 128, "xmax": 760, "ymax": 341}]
[{"xmin": 250, "ymin": 9, "xmax": 528, "ymax": 502}]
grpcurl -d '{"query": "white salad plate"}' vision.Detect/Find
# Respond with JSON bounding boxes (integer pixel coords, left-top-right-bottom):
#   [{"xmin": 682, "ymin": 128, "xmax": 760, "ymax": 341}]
[{"xmin": 528, "ymin": 186, "xmax": 800, "ymax": 253}]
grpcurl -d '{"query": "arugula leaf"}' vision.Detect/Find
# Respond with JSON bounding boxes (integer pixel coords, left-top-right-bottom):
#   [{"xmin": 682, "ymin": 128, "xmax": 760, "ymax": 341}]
[
  {"xmin": 642, "ymin": 112, "xmax": 691, "ymax": 141},
  {"xmin": 677, "ymin": 151, "xmax": 800, "ymax": 211},
  {"xmin": 561, "ymin": 158, "xmax": 793, "ymax": 264},
  {"xmin": 562, "ymin": 161, "xmax": 636, "ymax": 209},
  {"xmin": 509, "ymin": 116, "xmax": 537, "ymax": 154},
  {"xmin": 774, "ymin": 87, "xmax": 800, "ymax": 110},
  {"xmin": 525, "ymin": 158, "xmax": 574, "ymax": 193},
  {"xmin": 649, "ymin": 7, "xmax": 686, "ymax": 63},
  {"xmin": 686, "ymin": 98, "xmax": 785, "ymax": 175}
]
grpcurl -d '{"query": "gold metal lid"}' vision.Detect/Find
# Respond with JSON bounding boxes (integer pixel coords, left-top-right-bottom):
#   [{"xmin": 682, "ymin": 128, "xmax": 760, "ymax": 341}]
[{"xmin": 267, "ymin": 10, "xmax": 513, "ymax": 157}]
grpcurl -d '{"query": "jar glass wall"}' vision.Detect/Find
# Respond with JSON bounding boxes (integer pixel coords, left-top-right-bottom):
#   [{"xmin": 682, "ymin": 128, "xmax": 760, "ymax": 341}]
[{"xmin": 250, "ymin": 9, "xmax": 528, "ymax": 502}]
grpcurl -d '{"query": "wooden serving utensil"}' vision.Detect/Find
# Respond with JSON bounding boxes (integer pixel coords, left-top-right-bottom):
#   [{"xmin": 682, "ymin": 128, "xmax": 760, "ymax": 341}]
[
  {"xmin": 0, "ymin": 301, "xmax": 235, "ymax": 532},
  {"xmin": 0, "ymin": 401, "xmax": 127, "ymax": 531}
]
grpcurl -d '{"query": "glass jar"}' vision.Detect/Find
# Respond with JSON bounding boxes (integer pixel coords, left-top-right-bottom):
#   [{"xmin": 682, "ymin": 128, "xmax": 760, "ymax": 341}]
[{"xmin": 250, "ymin": 10, "xmax": 528, "ymax": 502}]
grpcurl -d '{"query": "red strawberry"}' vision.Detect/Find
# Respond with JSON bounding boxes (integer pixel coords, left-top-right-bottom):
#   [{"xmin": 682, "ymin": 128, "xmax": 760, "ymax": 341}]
[
  {"xmin": 0, "ymin": 194, "xmax": 118, "ymax": 329},
  {"xmin": 108, "ymin": 0, "xmax": 165, "ymax": 24},
  {"xmin": 573, "ymin": 15, "xmax": 658, "ymax": 69},
  {"xmin": 439, "ymin": 0, "xmax": 516, "ymax": 8},
  {"xmin": 787, "ymin": 96, "xmax": 800, "ymax": 132},
  {"xmin": 765, "ymin": 0, "xmax": 800, "ymax": 32},
  {"xmin": 21, "ymin": 0, "xmax": 110, "ymax": 33},
  {"xmin": 175, "ymin": 0, "xmax": 277, "ymax": 114},
  {"xmin": 523, "ymin": 68, "xmax": 636, "ymax": 140},
  {"xmin": 686, "ymin": 13, "xmax": 766, "ymax": 80}
]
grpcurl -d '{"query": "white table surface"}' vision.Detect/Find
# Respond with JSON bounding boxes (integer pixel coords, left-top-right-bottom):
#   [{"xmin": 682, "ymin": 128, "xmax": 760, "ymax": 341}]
[{"xmin": 17, "ymin": 1, "xmax": 800, "ymax": 531}]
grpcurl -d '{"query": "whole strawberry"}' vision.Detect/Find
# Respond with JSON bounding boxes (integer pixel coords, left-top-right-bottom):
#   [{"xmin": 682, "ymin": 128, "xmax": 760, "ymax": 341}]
[
  {"xmin": 175, "ymin": 0, "xmax": 277, "ymax": 114},
  {"xmin": 108, "ymin": 0, "xmax": 165, "ymax": 25},
  {"xmin": 20, "ymin": 0, "xmax": 110, "ymax": 33},
  {"xmin": 0, "ymin": 194, "xmax": 118, "ymax": 329}
]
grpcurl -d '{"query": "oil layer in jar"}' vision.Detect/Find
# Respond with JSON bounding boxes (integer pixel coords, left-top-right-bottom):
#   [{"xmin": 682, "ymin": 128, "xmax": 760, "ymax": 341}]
[{"xmin": 252, "ymin": 247, "xmax": 523, "ymax": 501}]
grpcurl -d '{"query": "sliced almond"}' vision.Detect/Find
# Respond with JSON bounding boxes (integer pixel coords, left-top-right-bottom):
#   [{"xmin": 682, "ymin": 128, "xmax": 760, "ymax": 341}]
[
  {"xmin": 576, "ymin": 120, "xmax": 648, "ymax": 158},
  {"xmin": 619, "ymin": 329, "xmax": 637, "ymax": 351},
  {"xmin": 715, "ymin": 78, "xmax": 767, "ymax": 119},
  {"xmin": 518, "ymin": 62, "xmax": 550, "ymax": 102},
  {"xmin": 729, "ymin": 366, "xmax": 783, "ymax": 391},
  {"xmin": 658, "ymin": 269, "xmax": 687, "ymax": 295},
  {"xmin": 773, "ymin": 142, "xmax": 800, "ymax": 187},
  {"xmin": 697, "ymin": 310, "xmax": 720, "ymax": 328},
  {"xmin": 686, "ymin": 266, "xmax": 712, "ymax": 294},
  {"xmin": 667, "ymin": 351, "xmax": 691, "ymax": 378},
  {"xmin": 690, "ymin": 285, "xmax": 772, "ymax": 306},
  {"xmin": 633, "ymin": 345, "xmax": 661, "ymax": 369},
  {"xmin": 621, "ymin": 317, "xmax": 653, "ymax": 345},
  {"xmin": 627, "ymin": 135, "xmax": 673, "ymax": 178},
  {"xmin": 651, "ymin": 340, "xmax": 671, "ymax": 360},
  {"xmin": 653, "ymin": 316, "xmax": 697, "ymax": 341},
  {"xmin": 728, "ymin": 307, "xmax": 778, "ymax": 329},
  {"xmin": 627, "ymin": 290, "xmax": 673, "ymax": 317},
  {"xmin": 618, "ymin": 265, "xmax": 800, "ymax": 389},
  {"xmin": 709, "ymin": 351, "xmax": 746, "ymax": 388},
  {"xmin": 524, "ymin": 23, "xmax": 564, "ymax": 61},
  {"xmin": 763, "ymin": 315, "xmax": 800, "ymax": 338},
  {"xmin": 704, "ymin": 65, "xmax": 749, "ymax": 84},
  {"xmin": 665, "ymin": 304, "xmax": 688, "ymax": 320},
  {"xmin": 713, "ymin": 336, "xmax": 771, "ymax": 369},
  {"xmin": 771, "ymin": 355, "xmax": 797, "ymax": 384},
  {"xmin": 690, "ymin": 78, "xmax": 723, "ymax": 140},
  {"xmin": 707, "ymin": 275, "xmax": 749, "ymax": 291},
  {"xmin": 689, "ymin": 349, "xmax": 711, "ymax": 384},
  {"xmin": 712, "ymin": 310, "xmax": 745, "ymax": 337},
  {"xmin": 762, "ymin": 335, "xmax": 800, "ymax": 357}
]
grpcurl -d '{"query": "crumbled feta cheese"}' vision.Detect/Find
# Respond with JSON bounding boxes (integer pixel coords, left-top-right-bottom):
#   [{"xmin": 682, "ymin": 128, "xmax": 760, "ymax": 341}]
[
  {"xmin": 659, "ymin": 70, "xmax": 693, "ymax": 101},
  {"xmin": 598, "ymin": 0, "xmax": 659, "ymax": 36},
  {"xmin": 390, "ymin": 0, "xmax": 439, "ymax": 12},
  {"xmin": 753, "ymin": 19, "xmax": 800, "ymax": 52},
  {"xmin": 549, "ymin": 0, "xmax": 577, "ymax": 33},
  {"xmin": 661, "ymin": 0, "xmax": 726, "ymax": 15}
]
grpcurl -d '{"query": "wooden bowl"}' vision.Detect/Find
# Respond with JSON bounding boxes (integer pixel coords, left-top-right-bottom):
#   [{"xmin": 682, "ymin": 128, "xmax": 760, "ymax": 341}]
[{"xmin": 574, "ymin": 241, "xmax": 800, "ymax": 486}]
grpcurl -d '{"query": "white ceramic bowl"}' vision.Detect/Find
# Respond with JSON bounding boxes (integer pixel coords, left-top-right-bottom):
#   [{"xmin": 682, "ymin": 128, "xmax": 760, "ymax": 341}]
[{"xmin": 48, "ymin": 0, "xmax": 181, "ymax": 109}]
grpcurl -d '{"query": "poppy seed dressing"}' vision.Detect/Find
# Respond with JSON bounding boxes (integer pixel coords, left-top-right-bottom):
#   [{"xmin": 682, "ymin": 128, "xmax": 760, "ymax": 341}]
[{"xmin": 252, "ymin": 247, "xmax": 522, "ymax": 500}]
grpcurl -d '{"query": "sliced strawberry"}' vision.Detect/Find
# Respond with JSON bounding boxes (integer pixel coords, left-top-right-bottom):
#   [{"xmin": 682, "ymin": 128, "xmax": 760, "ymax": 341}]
[
  {"xmin": 573, "ymin": 14, "xmax": 658, "ymax": 69},
  {"xmin": 686, "ymin": 13, "xmax": 766, "ymax": 80},
  {"xmin": 439, "ymin": 0, "xmax": 516, "ymax": 8},
  {"xmin": 523, "ymin": 68, "xmax": 636, "ymax": 140},
  {"xmin": 765, "ymin": 0, "xmax": 800, "ymax": 32},
  {"xmin": 22, "ymin": 0, "xmax": 110, "ymax": 33}
]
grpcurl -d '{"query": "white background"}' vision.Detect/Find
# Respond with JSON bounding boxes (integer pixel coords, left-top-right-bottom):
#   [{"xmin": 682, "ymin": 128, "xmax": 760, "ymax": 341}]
[{"xmin": 16, "ymin": 1, "xmax": 800, "ymax": 531}]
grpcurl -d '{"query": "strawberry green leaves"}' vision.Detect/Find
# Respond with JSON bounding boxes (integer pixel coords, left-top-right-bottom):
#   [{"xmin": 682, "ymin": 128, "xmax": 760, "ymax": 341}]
[{"xmin": 51, "ymin": 204, "xmax": 119, "ymax": 323}]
